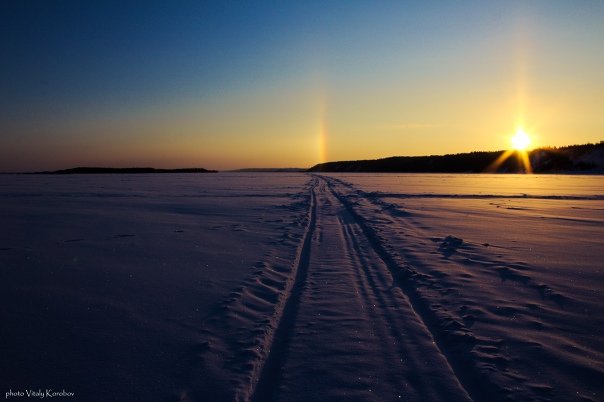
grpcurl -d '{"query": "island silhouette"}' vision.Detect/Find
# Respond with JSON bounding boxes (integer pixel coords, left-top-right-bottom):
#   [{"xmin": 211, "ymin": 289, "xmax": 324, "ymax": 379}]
[{"xmin": 32, "ymin": 167, "xmax": 218, "ymax": 174}]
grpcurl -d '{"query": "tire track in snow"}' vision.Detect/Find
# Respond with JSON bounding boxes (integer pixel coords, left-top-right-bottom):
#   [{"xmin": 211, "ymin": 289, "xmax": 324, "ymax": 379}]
[
  {"xmin": 322, "ymin": 175, "xmax": 501, "ymax": 402},
  {"xmin": 177, "ymin": 178, "xmax": 316, "ymax": 402},
  {"xmin": 242, "ymin": 177, "xmax": 319, "ymax": 402},
  {"xmin": 335, "ymin": 210, "xmax": 453, "ymax": 398},
  {"xmin": 252, "ymin": 176, "xmax": 471, "ymax": 401}
]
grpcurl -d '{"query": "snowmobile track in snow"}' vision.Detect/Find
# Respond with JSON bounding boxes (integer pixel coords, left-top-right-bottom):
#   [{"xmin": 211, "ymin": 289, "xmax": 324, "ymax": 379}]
[{"xmin": 248, "ymin": 176, "xmax": 476, "ymax": 402}]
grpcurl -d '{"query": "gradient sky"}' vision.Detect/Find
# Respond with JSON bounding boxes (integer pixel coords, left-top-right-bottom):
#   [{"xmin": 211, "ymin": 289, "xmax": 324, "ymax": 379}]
[{"xmin": 1, "ymin": 1, "xmax": 603, "ymax": 171}]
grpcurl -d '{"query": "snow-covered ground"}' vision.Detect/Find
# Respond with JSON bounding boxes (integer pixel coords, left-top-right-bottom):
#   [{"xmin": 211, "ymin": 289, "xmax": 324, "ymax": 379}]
[{"xmin": 1, "ymin": 173, "xmax": 602, "ymax": 401}]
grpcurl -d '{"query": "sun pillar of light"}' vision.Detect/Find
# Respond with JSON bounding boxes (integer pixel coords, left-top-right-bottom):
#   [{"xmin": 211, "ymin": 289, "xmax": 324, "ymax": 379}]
[
  {"xmin": 512, "ymin": 14, "xmax": 532, "ymax": 146},
  {"xmin": 316, "ymin": 96, "xmax": 327, "ymax": 164},
  {"xmin": 508, "ymin": 17, "xmax": 534, "ymax": 175}
]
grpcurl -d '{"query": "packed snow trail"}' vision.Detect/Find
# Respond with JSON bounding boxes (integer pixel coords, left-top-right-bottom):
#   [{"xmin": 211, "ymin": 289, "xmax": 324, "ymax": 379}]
[{"xmin": 250, "ymin": 176, "xmax": 472, "ymax": 402}]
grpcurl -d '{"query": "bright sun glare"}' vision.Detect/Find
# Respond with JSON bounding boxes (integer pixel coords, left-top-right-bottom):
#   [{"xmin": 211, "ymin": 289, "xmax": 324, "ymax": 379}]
[{"xmin": 511, "ymin": 127, "xmax": 531, "ymax": 151}]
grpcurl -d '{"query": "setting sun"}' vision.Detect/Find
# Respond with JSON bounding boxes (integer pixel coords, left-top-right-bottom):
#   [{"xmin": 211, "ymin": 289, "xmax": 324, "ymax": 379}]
[{"xmin": 511, "ymin": 127, "xmax": 531, "ymax": 151}]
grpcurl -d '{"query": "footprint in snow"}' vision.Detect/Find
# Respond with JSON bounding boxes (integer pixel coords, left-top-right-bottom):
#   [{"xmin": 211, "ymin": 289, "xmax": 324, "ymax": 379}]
[{"xmin": 439, "ymin": 235, "xmax": 463, "ymax": 258}]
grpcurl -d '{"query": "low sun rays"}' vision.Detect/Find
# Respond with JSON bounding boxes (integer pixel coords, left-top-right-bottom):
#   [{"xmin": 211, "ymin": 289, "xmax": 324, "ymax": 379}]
[{"xmin": 486, "ymin": 127, "xmax": 533, "ymax": 173}]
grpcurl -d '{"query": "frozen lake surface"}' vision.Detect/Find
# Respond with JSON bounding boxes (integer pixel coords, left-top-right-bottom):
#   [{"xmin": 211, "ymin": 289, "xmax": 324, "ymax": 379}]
[{"xmin": 1, "ymin": 173, "xmax": 603, "ymax": 401}]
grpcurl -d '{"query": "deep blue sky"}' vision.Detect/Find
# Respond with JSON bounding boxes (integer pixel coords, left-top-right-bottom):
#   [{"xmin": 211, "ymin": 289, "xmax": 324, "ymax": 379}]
[{"xmin": 2, "ymin": 1, "xmax": 603, "ymax": 171}]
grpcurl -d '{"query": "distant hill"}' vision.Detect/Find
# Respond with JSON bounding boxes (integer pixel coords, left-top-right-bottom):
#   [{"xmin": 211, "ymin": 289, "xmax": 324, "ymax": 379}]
[
  {"xmin": 308, "ymin": 142, "xmax": 604, "ymax": 174},
  {"xmin": 227, "ymin": 168, "xmax": 307, "ymax": 173},
  {"xmin": 32, "ymin": 167, "xmax": 218, "ymax": 174}
]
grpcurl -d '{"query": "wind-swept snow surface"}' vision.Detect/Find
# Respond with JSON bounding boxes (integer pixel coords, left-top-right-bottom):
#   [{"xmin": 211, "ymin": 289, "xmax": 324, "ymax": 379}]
[{"xmin": 1, "ymin": 173, "xmax": 602, "ymax": 401}]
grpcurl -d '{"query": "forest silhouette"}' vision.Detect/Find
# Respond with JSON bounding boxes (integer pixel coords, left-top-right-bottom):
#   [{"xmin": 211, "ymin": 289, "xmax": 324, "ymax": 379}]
[{"xmin": 308, "ymin": 142, "xmax": 604, "ymax": 173}]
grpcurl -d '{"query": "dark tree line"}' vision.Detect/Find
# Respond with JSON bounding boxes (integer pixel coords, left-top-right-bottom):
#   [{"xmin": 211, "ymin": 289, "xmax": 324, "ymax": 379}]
[{"xmin": 308, "ymin": 142, "xmax": 604, "ymax": 173}]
